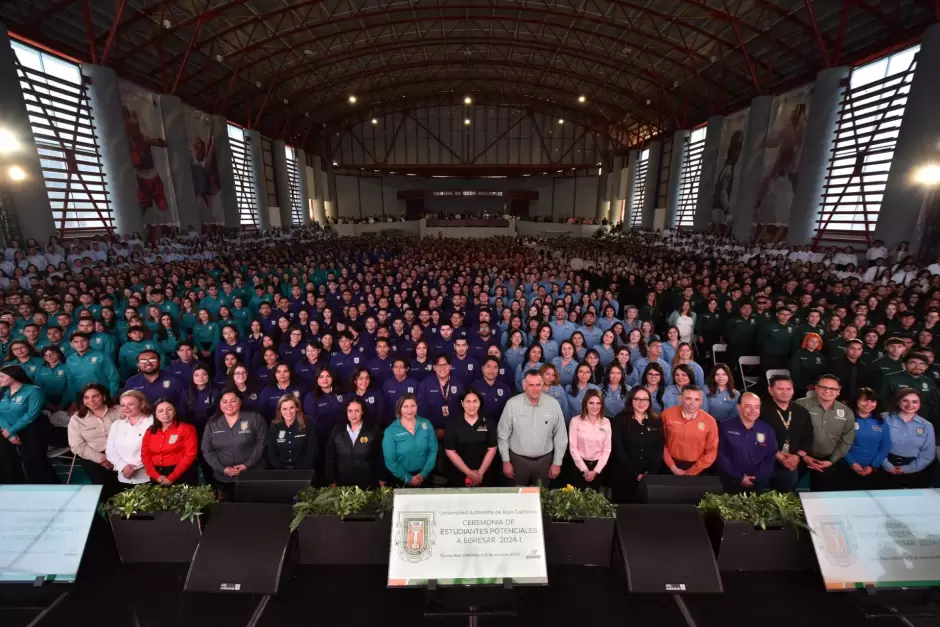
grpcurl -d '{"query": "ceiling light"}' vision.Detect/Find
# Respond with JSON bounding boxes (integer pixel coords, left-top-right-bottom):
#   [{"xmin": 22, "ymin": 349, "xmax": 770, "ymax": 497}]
[
  {"xmin": 304, "ymin": 49, "xmax": 314, "ymax": 56},
  {"xmin": 348, "ymin": 95, "xmax": 357, "ymax": 104},
  {"xmin": 372, "ymin": 118, "xmax": 378, "ymax": 125},
  {"xmin": 283, "ymin": 98, "xmax": 288, "ymax": 104},
  {"xmin": 8, "ymin": 165, "xmax": 25, "ymax": 181},
  {"xmin": 255, "ymin": 81, "xmax": 262, "ymax": 88},
  {"xmin": 215, "ymin": 54, "xmax": 224, "ymax": 62},
  {"xmin": 645, "ymin": 99, "xmax": 651, "ymax": 105},
  {"xmin": 557, "ymin": 119, "xmax": 564, "ymax": 124},
  {"xmin": 0, "ymin": 128, "xmax": 20, "ymax": 154},
  {"xmin": 464, "ymin": 96, "xmax": 472, "ymax": 105},
  {"xmin": 162, "ymin": 19, "xmax": 172, "ymax": 29},
  {"xmin": 464, "ymin": 118, "xmax": 471, "ymax": 125},
  {"xmin": 914, "ymin": 164, "xmax": 940, "ymax": 186},
  {"xmin": 304, "ymin": 112, "xmax": 309, "ymax": 118},
  {"xmin": 332, "ymin": 161, "xmax": 338, "ymax": 166},
  {"xmin": 578, "ymin": 95, "xmax": 586, "ymax": 103}
]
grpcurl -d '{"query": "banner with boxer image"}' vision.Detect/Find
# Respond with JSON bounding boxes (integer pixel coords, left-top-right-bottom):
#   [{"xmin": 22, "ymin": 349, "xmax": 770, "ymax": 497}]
[
  {"xmin": 183, "ymin": 106, "xmax": 224, "ymax": 225},
  {"xmin": 752, "ymin": 84, "xmax": 812, "ymax": 243},
  {"xmin": 119, "ymin": 83, "xmax": 180, "ymax": 227}
]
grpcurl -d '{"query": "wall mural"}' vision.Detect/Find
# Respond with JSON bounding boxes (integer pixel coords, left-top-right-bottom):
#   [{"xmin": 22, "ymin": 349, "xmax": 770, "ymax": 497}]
[
  {"xmin": 753, "ymin": 84, "xmax": 813, "ymax": 242},
  {"xmin": 711, "ymin": 108, "xmax": 749, "ymax": 234},
  {"xmin": 119, "ymin": 83, "xmax": 180, "ymax": 228},
  {"xmin": 183, "ymin": 106, "xmax": 224, "ymax": 225}
]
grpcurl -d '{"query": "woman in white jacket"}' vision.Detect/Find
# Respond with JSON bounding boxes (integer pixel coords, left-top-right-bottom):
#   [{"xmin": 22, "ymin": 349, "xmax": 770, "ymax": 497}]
[{"xmin": 105, "ymin": 390, "xmax": 154, "ymax": 486}]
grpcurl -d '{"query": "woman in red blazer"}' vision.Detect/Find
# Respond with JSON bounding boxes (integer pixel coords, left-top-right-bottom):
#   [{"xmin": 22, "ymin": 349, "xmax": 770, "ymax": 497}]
[{"xmin": 142, "ymin": 399, "xmax": 199, "ymax": 485}]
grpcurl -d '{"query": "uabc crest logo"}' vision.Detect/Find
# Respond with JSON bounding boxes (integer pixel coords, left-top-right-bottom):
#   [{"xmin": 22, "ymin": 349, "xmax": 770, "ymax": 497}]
[{"xmin": 396, "ymin": 512, "xmax": 435, "ymax": 563}]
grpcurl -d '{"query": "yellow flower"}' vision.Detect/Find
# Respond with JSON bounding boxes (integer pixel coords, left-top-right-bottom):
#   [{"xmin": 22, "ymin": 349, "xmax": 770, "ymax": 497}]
[{"xmin": 562, "ymin": 484, "xmax": 575, "ymax": 493}]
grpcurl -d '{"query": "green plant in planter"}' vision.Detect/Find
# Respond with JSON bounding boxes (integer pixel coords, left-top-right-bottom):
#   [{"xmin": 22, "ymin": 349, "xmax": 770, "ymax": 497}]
[
  {"xmin": 697, "ymin": 491, "xmax": 808, "ymax": 533},
  {"xmin": 541, "ymin": 485, "xmax": 615, "ymax": 520},
  {"xmin": 102, "ymin": 484, "xmax": 217, "ymax": 523},
  {"xmin": 290, "ymin": 486, "xmax": 394, "ymax": 531}
]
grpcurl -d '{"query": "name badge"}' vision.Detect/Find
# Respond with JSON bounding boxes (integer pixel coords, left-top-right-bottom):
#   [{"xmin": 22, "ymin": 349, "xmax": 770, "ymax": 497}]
[{"xmin": 168, "ymin": 434, "xmax": 178, "ymax": 444}]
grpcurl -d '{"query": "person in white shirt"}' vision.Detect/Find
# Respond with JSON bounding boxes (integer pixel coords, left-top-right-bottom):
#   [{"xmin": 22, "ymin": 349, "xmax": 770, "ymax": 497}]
[
  {"xmin": 892, "ymin": 262, "xmax": 918, "ymax": 287},
  {"xmin": 44, "ymin": 245, "xmax": 63, "ymax": 268},
  {"xmin": 832, "ymin": 246, "xmax": 858, "ymax": 268},
  {"xmin": 927, "ymin": 255, "xmax": 940, "ymax": 276},
  {"xmin": 863, "ymin": 258, "xmax": 888, "ymax": 283},
  {"xmin": 866, "ymin": 240, "xmax": 888, "ymax": 261},
  {"xmin": 105, "ymin": 390, "xmax": 154, "ymax": 485}
]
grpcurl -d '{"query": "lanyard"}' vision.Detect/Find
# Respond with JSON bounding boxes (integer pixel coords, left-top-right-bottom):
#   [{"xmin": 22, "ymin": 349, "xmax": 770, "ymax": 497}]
[
  {"xmin": 440, "ymin": 379, "xmax": 451, "ymax": 402},
  {"xmin": 776, "ymin": 408, "xmax": 792, "ymax": 430}
]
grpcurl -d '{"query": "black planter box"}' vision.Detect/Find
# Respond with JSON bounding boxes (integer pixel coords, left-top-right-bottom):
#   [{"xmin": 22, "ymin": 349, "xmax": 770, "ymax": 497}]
[
  {"xmin": 705, "ymin": 517, "xmax": 815, "ymax": 571},
  {"xmin": 297, "ymin": 515, "xmax": 392, "ymax": 565},
  {"xmin": 542, "ymin": 515, "xmax": 615, "ymax": 567},
  {"xmin": 110, "ymin": 512, "xmax": 203, "ymax": 563}
]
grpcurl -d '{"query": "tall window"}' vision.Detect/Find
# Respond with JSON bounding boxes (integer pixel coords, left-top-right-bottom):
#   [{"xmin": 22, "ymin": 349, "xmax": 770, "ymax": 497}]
[
  {"xmin": 12, "ymin": 41, "xmax": 113, "ymax": 237},
  {"xmin": 227, "ymin": 124, "xmax": 258, "ymax": 228},
  {"xmin": 629, "ymin": 148, "xmax": 650, "ymax": 227},
  {"xmin": 817, "ymin": 45, "xmax": 919, "ymax": 243},
  {"xmin": 675, "ymin": 127, "xmax": 706, "ymax": 228},
  {"xmin": 285, "ymin": 145, "xmax": 303, "ymax": 226}
]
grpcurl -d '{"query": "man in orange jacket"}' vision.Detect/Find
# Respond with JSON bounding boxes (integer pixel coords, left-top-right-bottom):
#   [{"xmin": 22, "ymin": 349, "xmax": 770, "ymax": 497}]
[{"xmin": 661, "ymin": 386, "xmax": 719, "ymax": 475}]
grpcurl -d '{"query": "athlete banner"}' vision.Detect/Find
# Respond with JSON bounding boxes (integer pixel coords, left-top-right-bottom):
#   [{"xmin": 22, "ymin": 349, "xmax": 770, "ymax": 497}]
[
  {"xmin": 183, "ymin": 106, "xmax": 224, "ymax": 225},
  {"xmin": 119, "ymin": 83, "xmax": 180, "ymax": 227},
  {"xmin": 711, "ymin": 107, "xmax": 749, "ymax": 232}
]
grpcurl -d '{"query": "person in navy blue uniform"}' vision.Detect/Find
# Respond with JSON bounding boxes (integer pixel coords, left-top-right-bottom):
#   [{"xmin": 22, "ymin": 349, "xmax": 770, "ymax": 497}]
[
  {"xmin": 294, "ymin": 343, "xmax": 325, "ymax": 386},
  {"xmin": 469, "ymin": 322, "xmax": 500, "ymax": 363},
  {"xmin": 429, "ymin": 322, "xmax": 455, "ymax": 358},
  {"xmin": 835, "ymin": 387, "xmax": 891, "ymax": 490},
  {"xmin": 416, "ymin": 354, "xmax": 465, "ymax": 437},
  {"xmin": 303, "ymin": 367, "xmax": 346, "ymax": 468},
  {"xmin": 471, "ymin": 356, "xmax": 512, "ymax": 424},
  {"xmin": 254, "ymin": 347, "xmax": 280, "ymax": 388},
  {"xmin": 716, "ymin": 392, "xmax": 778, "ymax": 493},
  {"xmin": 365, "ymin": 338, "xmax": 394, "ymax": 387},
  {"xmin": 383, "ymin": 358, "xmax": 418, "ymax": 423},
  {"xmin": 214, "ymin": 325, "xmax": 252, "ymax": 380},
  {"xmin": 124, "ymin": 349, "xmax": 187, "ymax": 412},
  {"xmin": 408, "ymin": 339, "xmax": 434, "ymax": 382},
  {"xmin": 186, "ymin": 363, "xmax": 218, "ymax": 481},
  {"xmin": 278, "ymin": 328, "xmax": 308, "ymax": 368},
  {"xmin": 450, "ymin": 337, "xmax": 479, "ymax": 386},
  {"xmin": 882, "ymin": 388, "xmax": 936, "ymax": 489},
  {"xmin": 266, "ymin": 394, "xmax": 318, "ymax": 471},
  {"xmin": 344, "ymin": 368, "xmax": 389, "ymax": 426},
  {"xmin": 167, "ymin": 341, "xmax": 199, "ymax": 384},
  {"xmin": 329, "ymin": 331, "xmax": 365, "ymax": 384},
  {"xmin": 256, "ymin": 362, "xmax": 301, "ymax": 422},
  {"xmin": 485, "ymin": 345, "xmax": 517, "ymax": 391}
]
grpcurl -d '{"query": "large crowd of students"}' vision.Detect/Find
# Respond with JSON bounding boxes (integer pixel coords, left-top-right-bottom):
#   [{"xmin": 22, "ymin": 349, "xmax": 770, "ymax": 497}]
[{"xmin": 0, "ymin": 226, "xmax": 938, "ymax": 501}]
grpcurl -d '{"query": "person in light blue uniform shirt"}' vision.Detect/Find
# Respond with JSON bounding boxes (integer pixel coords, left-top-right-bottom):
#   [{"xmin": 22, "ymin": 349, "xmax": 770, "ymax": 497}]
[
  {"xmin": 881, "ymin": 388, "xmax": 937, "ymax": 489},
  {"xmin": 602, "ymin": 364, "xmax": 630, "ymax": 418},
  {"xmin": 566, "ymin": 363, "xmax": 601, "ymax": 424},
  {"xmin": 549, "ymin": 307, "xmax": 576, "ymax": 343},
  {"xmin": 835, "ymin": 388, "xmax": 891, "ymax": 491},
  {"xmin": 596, "ymin": 305, "xmax": 622, "ymax": 332},
  {"xmin": 613, "ymin": 347, "xmax": 642, "ymax": 389},
  {"xmin": 663, "ymin": 365, "xmax": 706, "ymax": 412},
  {"xmin": 536, "ymin": 324, "xmax": 559, "ymax": 363},
  {"xmin": 538, "ymin": 363, "xmax": 570, "ymax": 421},
  {"xmin": 503, "ymin": 330, "xmax": 527, "ymax": 372},
  {"xmin": 641, "ymin": 363, "xmax": 667, "ymax": 414},
  {"xmin": 672, "ymin": 343, "xmax": 706, "ymax": 388},
  {"xmin": 703, "ymin": 364, "xmax": 740, "ymax": 422},
  {"xmin": 578, "ymin": 312, "xmax": 604, "ymax": 348},
  {"xmin": 634, "ymin": 340, "xmax": 672, "ymax": 386},
  {"xmin": 514, "ymin": 345, "xmax": 544, "ymax": 393},
  {"xmin": 551, "ymin": 341, "xmax": 579, "ymax": 388},
  {"xmin": 595, "ymin": 331, "xmax": 617, "ymax": 369}
]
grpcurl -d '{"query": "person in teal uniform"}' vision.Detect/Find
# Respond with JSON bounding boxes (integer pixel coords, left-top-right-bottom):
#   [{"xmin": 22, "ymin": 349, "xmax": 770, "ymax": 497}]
[
  {"xmin": 199, "ymin": 284, "xmax": 225, "ymax": 318},
  {"xmin": 179, "ymin": 298, "xmax": 199, "ymax": 337},
  {"xmin": 118, "ymin": 326, "xmax": 164, "ymax": 380},
  {"xmin": 382, "ymin": 393, "xmax": 438, "ymax": 487},
  {"xmin": 63, "ymin": 333, "xmax": 120, "ymax": 404},
  {"xmin": 230, "ymin": 297, "xmax": 252, "ymax": 336},
  {"xmin": 75, "ymin": 318, "xmax": 115, "ymax": 362},
  {"xmin": 4, "ymin": 340, "xmax": 44, "ymax": 381},
  {"xmin": 0, "ymin": 365, "xmax": 57, "ymax": 483},
  {"xmin": 155, "ymin": 313, "xmax": 183, "ymax": 360},
  {"xmin": 36, "ymin": 346, "xmax": 69, "ymax": 410},
  {"xmin": 192, "ymin": 309, "xmax": 220, "ymax": 364}
]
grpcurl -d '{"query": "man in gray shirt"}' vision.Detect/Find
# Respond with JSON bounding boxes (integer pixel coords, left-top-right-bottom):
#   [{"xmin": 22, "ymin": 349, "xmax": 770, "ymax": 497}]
[{"xmin": 498, "ymin": 369, "xmax": 568, "ymax": 486}]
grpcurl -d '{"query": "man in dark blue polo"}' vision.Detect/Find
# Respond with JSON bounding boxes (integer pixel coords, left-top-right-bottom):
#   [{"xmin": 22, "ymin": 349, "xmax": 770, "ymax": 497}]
[
  {"xmin": 416, "ymin": 354, "xmax": 465, "ymax": 438},
  {"xmin": 365, "ymin": 337, "xmax": 394, "ymax": 387},
  {"xmin": 124, "ymin": 349, "xmax": 187, "ymax": 412},
  {"xmin": 471, "ymin": 357, "xmax": 512, "ymax": 424},
  {"xmin": 450, "ymin": 338, "xmax": 478, "ymax": 386},
  {"xmin": 716, "ymin": 392, "xmax": 778, "ymax": 493},
  {"xmin": 383, "ymin": 358, "xmax": 418, "ymax": 423}
]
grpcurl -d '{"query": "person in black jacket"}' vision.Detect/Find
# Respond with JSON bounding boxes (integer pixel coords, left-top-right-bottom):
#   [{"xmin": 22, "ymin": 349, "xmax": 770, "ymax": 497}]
[
  {"xmin": 323, "ymin": 398, "xmax": 384, "ymax": 488},
  {"xmin": 827, "ymin": 339, "xmax": 874, "ymax": 407},
  {"xmin": 610, "ymin": 386, "xmax": 664, "ymax": 503},
  {"xmin": 758, "ymin": 375, "xmax": 815, "ymax": 493},
  {"xmin": 265, "ymin": 394, "xmax": 318, "ymax": 472}
]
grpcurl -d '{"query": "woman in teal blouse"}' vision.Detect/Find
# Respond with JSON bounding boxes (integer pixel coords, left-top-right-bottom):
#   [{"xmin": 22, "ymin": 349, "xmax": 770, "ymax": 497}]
[
  {"xmin": 3, "ymin": 340, "xmax": 44, "ymax": 381},
  {"xmin": 192, "ymin": 308, "xmax": 220, "ymax": 362},
  {"xmin": 382, "ymin": 393, "xmax": 438, "ymax": 487},
  {"xmin": 0, "ymin": 365, "xmax": 57, "ymax": 483},
  {"xmin": 36, "ymin": 346, "xmax": 68, "ymax": 410}
]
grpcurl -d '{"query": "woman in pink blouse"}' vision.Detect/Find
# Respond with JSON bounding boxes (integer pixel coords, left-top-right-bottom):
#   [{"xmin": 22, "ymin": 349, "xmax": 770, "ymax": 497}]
[{"xmin": 568, "ymin": 389, "xmax": 612, "ymax": 490}]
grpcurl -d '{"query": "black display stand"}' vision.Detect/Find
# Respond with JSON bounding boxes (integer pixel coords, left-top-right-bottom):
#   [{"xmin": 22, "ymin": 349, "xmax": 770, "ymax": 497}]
[
  {"xmin": 423, "ymin": 579, "xmax": 520, "ymax": 626},
  {"xmin": 0, "ymin": 581, "xmax": 70, "ymax": 627},
  {"xmin": 852, "ymin": 585, "xmax": 940, "ymax": 622}
]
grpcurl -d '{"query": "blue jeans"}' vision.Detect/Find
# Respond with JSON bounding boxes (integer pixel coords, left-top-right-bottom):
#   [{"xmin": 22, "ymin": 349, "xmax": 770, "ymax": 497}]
[{"xmin": 770, "ymin": 464, "xmax": 800, "ymax": 493}]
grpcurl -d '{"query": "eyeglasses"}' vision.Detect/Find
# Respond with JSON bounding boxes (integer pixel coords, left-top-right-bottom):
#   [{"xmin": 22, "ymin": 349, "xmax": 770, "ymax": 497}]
[
  {"xmin": 816, "ymin": 384, "xmax": 840, "ymax": 392},
  {"xmin": 137, "ymin": 358, "xmax": 159, "ymax": 363},
  {"xmin": 633, "ymin": 398, "xmax": 651, "ymax": 403}
]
